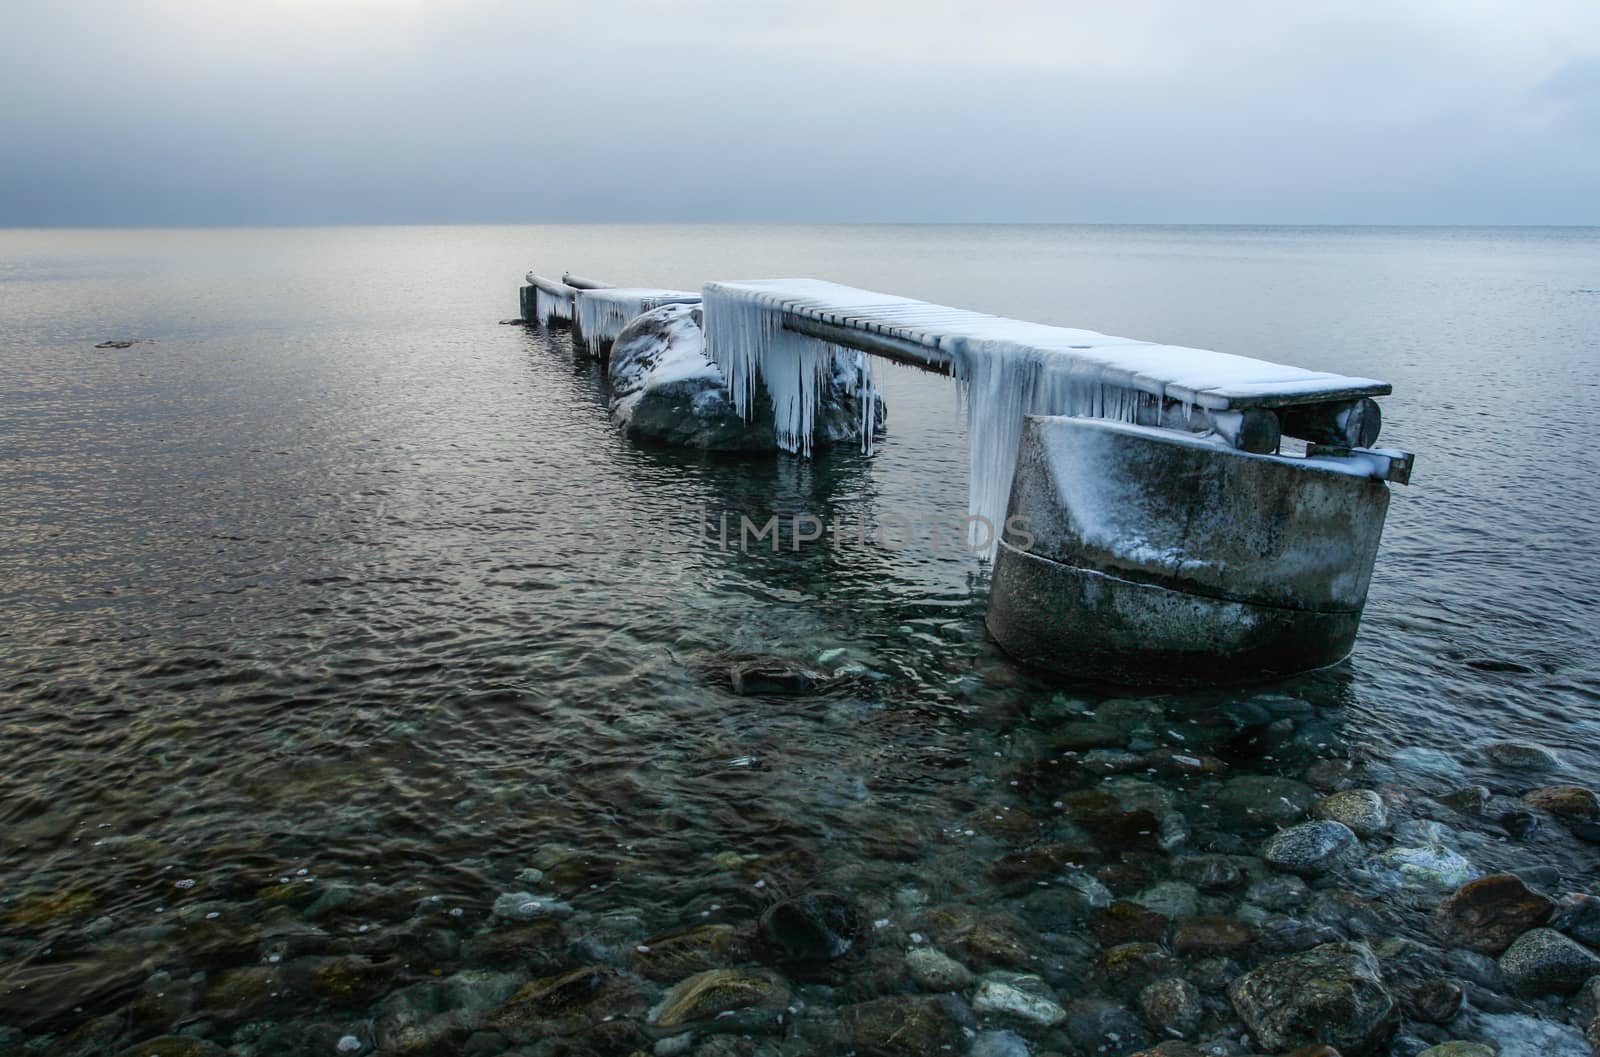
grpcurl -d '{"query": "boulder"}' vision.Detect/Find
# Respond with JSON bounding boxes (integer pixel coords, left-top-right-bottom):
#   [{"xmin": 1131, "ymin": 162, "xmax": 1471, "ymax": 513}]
[
  {"xmin": 1432, "ymin": 874, "xmax": 1554, "ymax": 954},
  {"xmin": 1496, "ymin": 927, "xmax": 1600, "ymax": 994},
  {"xmin": 1227, "ymin": 941, "xmax": 1398, "ymax": 1055},
  {"xmin": 607, "ymin": 303, "xmax": 883, "ymax": 451},
  {"xmin": 1262, "ymin": 820, "xmax": 1361, "ymax": 876},
  {"xmin": 1313, "ymin": 789, "xmax": 1390, "ymax": 837}
]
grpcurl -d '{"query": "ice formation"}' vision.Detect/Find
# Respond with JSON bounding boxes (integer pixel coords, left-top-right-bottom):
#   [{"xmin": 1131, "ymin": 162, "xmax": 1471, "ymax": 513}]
[
  {"xmin": 575, "ymin": 288, "xmax": 700, "ymax": 348},
  {"xmin": 701, "ymin": 278, "xmax": 1388, "ymax": 558},
  {"xmin": 533, "ymin": 285, "xmax": 573, "ymax": 325}
]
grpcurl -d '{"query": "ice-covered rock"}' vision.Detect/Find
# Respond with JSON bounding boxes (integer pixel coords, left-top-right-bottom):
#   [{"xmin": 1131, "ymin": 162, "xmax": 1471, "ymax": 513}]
[{"xmin": 607, "ymin": 304, "xmax": 883, "ymax": 451}]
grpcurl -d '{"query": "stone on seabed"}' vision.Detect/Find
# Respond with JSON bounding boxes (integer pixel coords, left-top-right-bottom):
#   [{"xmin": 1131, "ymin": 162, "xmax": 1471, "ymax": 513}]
[
  {"xmin": 1480, "ymin": 740, "xmax": 1561, "ymax": 771},
  {"xmin": 1227, "ymin": 941, "xmax": 1398, "ymax": 1055},
  {"xmin": 1313, "ymin": 789, "xmax": 1390, "ymax": 837},
  {"xmin": 1521, "ymin": 784, "xmax": 1600, "ymax": 820},
  {"xmin": 1496, "ymin": 927, "xmax": 1600, "ymax": 993},
  {"xmin": 1432, "ymin": 874, "xmax": 1554, "ymax": 954},
  {"xmin": 971, "ymin": 971, "xmax": 1069, "ymax": 1025},
  {"xmin": 1262, "ymin": 819, "xmax": 1361, "ymax": 876}
]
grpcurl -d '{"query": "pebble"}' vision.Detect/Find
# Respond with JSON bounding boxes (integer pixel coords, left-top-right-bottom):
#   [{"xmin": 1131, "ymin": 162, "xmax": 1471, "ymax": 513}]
[
  {"xmin": 970, "ymin": 973, "xmax": 1068, "ymax": 1026},
  {"xmin": 1137, "ymin": 976, "xmax": 1202, "ymax": 1038},
  {"xmin": 1549, "ymin": 892, "xmax": 1600, "ymax": 947},
  {"xmin": 1496, "ymin": 927, "xmax": 1600, "ymax": 994},
  {"xmin": 1481, "ymin": 741, "xmax": 1561, "ymax": 771},
  {"xmin": 1262, "ymin": 820, "xmax": 1361, "ymax": 876},
  {"xmin": 1313, "ymin": 789, "xmax": 1389, "ymax": 837},
  {"xmin": 905, "ymin": 947, "xmax": 974, "ymax": 992},
  {"xmin": 968, "ymin": 1029, "xmax": 1031, "ymax": 1057},
  {"xmin": 335, "ymin": 1037, "xmax": 362, "ymax": 1054},
  {"xmin": 1432, "ymin": 874, "xmax": 1554, "ymax": 954},
  {"xmin": 1476, "ymin": 1010, "xmax": 1592, "ymax": 1057},
  {"xmin": 1417, "ymin": 1045, "xmax": 1495, "ymax": 1057},
  {"xmin": 1521, "ymin": 785, "xmax": 1600, "ymax": 821},
  {"xmin": 1366, "ymin": 845, "xmax": 1479, "ymax": 894}
]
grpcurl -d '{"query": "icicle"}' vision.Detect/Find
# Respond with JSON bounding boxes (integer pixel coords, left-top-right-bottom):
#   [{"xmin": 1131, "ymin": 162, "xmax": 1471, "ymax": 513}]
[
  {"xmin": 575, "ymin": 289, "xmax": 699, "ymax": 347},
  {"xmin": 698, "ymin": 278, "xmax": 1386, "ymax": 562}
]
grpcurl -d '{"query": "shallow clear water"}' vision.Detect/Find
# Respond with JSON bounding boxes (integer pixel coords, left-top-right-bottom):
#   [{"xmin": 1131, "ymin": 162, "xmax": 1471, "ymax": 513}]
[{"xmin": 1, "ymin": 225, "xmax": 1598, "ymax": 1054}]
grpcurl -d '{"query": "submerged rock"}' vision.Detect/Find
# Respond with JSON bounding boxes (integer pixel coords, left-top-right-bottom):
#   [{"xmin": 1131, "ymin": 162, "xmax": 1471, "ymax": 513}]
[
  {"xmin": 904, "ymin": 946, "xmax": 973, "ymax": 992},
  {"xmin": 1314, "ymin": 789, "xmax": 1390, "ymax": 837},
  {"xmin": 1432, "ymin": 874, "xmax": 1554, "ymax": 954},
  {"xmin": 1137, "ymin": 976, "xmax": 1202, "ymax": 1038},
  {"xmin": 971, "ymin": 972, "xmax": 1068, "ymax": 1025},
  {"xmin": 486, "ymin": 965, "xmax": 649, "ymax": 1040},
  {"xmin": 631, "ymin": 923, "xmax": 751, "ymax": 982},
  {"xmin": 1521, "ymin": 785, "xmax": 1600, "ymax": 821},
  {"xmin": 1480, "ymin": 741, "xmax": 1561, "ymax": 771},
  {"xmin": 1262, "ymin": 820, "xmax": 1361, "ymax": 876},
  {"xmin": 1214, "ymin": 775, "xmax": 1318, "ymax": 827},
  {"xmin": 607, "ymin": 303, "xmax": 883, "ymax": 451},
  {"xmin": 1496, "ymin": 927, "xmax": 1600, "ymax": 994},
  {"xmin": 720, "ymin": 654, "xmax": 830, "ymax": 696},
  {"xmin": 1549, "ymin": 892, "xmax": 1600, "ymax": 947},
  {"xmin": 649, "ymin": 968, "xmax": 790, "ymax": 1028},
  {"xmin": 837, "ymin": 995, "xmax": 963, "ymax": 1057},
  {"xmin": 757, "ymin": 892, "xmax": 860, "ymax": 962},
  {"xmin": 1227, "ymin": 942, "xmax": 1397, "ymax": 1055},
  {"xmin": 1367, "ymin": 845, "xmax": 1478, "ymax": 894},
  {"xmin": 1475, "ymin": 1010, "xmax": 1592, "ymax": 1057}
]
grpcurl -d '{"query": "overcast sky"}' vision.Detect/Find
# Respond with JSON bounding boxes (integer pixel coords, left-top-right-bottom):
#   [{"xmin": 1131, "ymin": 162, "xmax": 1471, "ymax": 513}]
[{"xmin": 4, "ymin": 0, "xmax": 1598, "ymax": 225}]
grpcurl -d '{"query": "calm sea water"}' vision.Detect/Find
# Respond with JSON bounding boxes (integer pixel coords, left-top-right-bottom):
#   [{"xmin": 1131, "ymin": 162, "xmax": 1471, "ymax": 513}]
[{"xmin": 1, "ymin": 225, "xmax": 1598, "ymax": 1049}]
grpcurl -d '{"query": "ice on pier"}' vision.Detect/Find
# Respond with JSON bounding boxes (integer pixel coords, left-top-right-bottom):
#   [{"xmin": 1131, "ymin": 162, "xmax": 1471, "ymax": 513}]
[
  {"xmin": 701, "ymin": 278, "xmax": 1389, "ymax": 558},
  {"xmin": 533, "ymin": 285, "xmax": 573, "ymax": 324},
  {"xmin": 575, "ymin": 288, "xmax": 700, "ymax": 347}
]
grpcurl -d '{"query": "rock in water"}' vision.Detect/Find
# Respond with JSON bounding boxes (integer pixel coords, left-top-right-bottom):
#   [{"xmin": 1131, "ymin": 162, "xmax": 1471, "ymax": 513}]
[
  {"xmin": 971, "ymin": 972, "xmax": 1068, "ymax": 1025},
  {"xmin": 1496, "ymin": 927, "xmax": 1600, "ymax": 994},
  {"xmin": 1480, "ymin": 740, "xmax": 1561, "ymax": 771},
  {"xmin": 1227, "ymin": 941, "xmax": 1398, "ymax": 1055},
  {"xmin": 1521, "ymin": 785, "xmax": 1600, "ymax": 821},
  {"xmin": 1549, "ymin": 892, "xmax": 1600, "ymax": 947},
  {"xmin": 904, "ymin": 947, "xmax": 973, "ymax": 992},
  {"xmin": 1366, "ymin": 845, "xmax": 1479, "ymax": 894},
  {"xmin": 648, "ymin": 968, "xmax": 789, "ymax": 1028},
  {"xmin": 725, "ymin": 655, "xmax": 828, "ymax": 695},
  {"xmin": 1432, "ymin": 874, "xmax": 1554, "ymax": 954},
  {"xmin": 607, "ymin": 303, "xmax": 883, "ymax": 451},
  {"xmin": 1262, "ymin": 820, "xmax": 1361, "ymax": 876},
  {"xmin": 1313, "ymin": 789, "xmax": 1390, "ymax": 837},
  {"xmin": 1137, "ymin": 976, "xmax": 1203, "ymax": 1038},
  {"xmin": 837, "ymin": 995, "xmax": 962, "ymax": 1057},
  {"xmin": 757, "ymin": 892, "xmax": 860, "ymax": 962}
]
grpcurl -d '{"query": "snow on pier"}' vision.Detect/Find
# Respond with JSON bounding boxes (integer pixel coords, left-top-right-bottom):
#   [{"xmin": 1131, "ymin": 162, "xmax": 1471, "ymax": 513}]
[{"xmin": 701, "ymin": 278, "xmax": 1393, "ymax": 556}]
